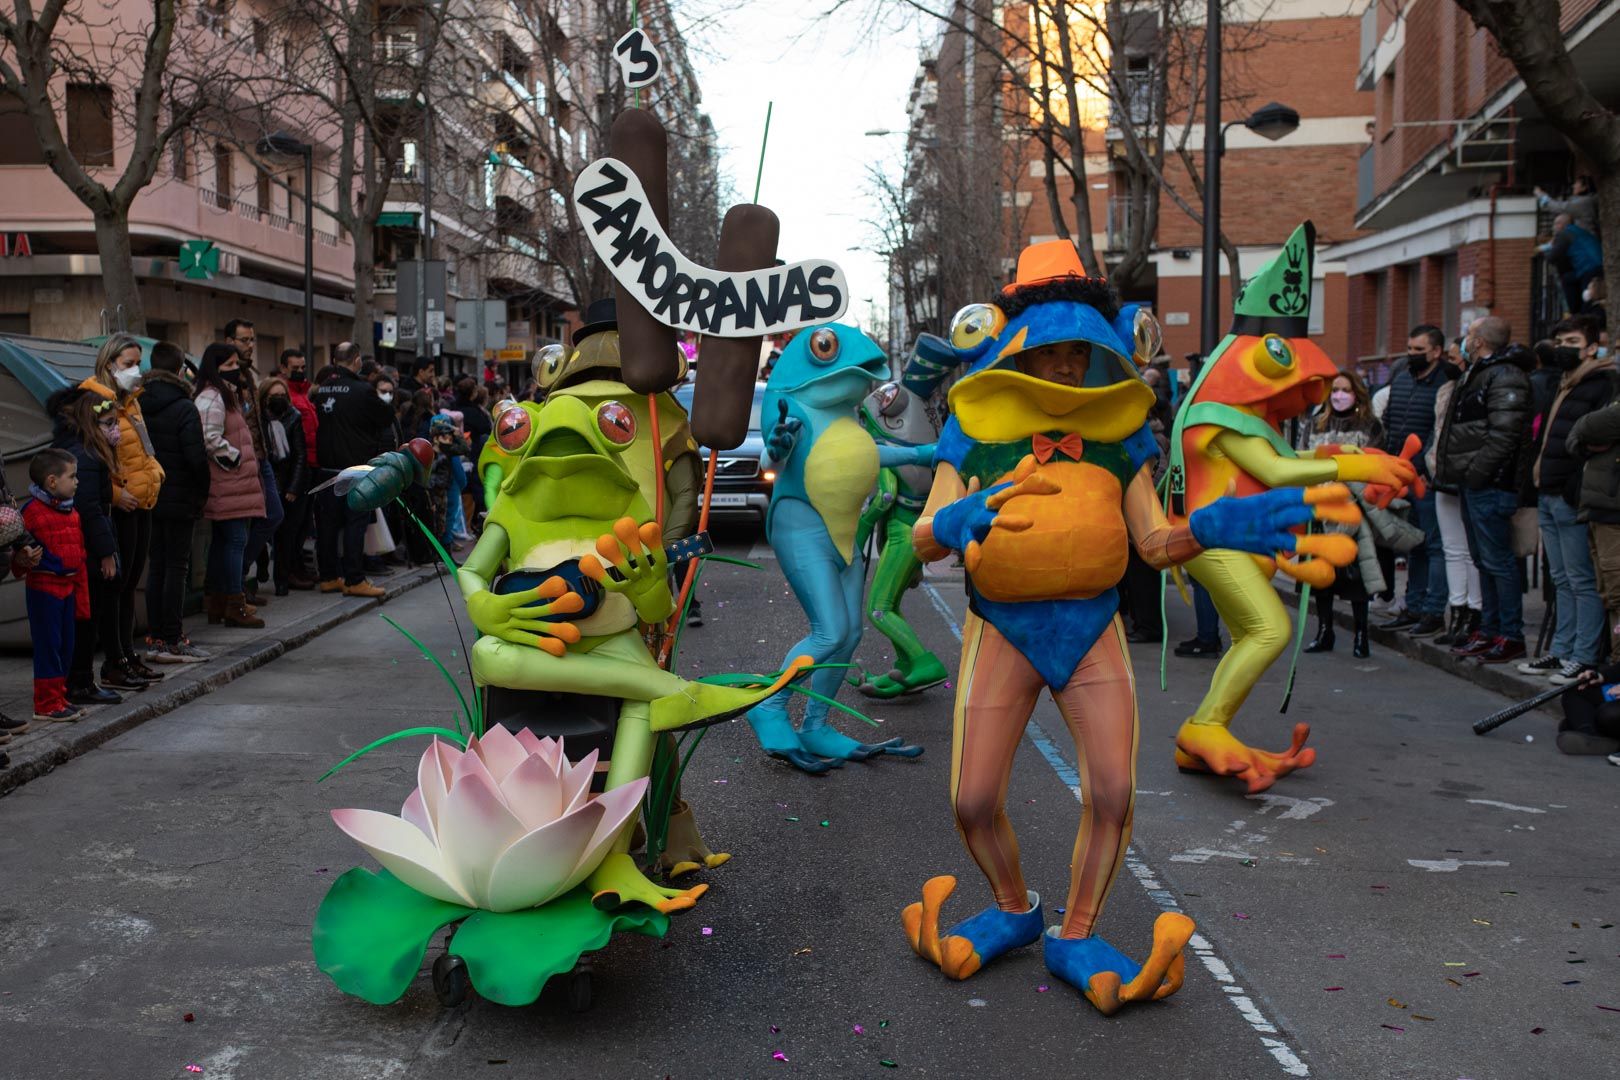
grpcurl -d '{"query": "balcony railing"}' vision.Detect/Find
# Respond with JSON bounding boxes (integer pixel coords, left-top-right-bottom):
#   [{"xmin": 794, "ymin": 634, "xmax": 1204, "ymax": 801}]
[
  {"xmin": 1106, "ymin": 195, "xmax": 1134, "ymax": 251},
  {"xmin": 375, "ymin": 268, "xmax": 398, "ymax": 292},
  {"xmin": 198, "ymin": 186, "xmax": 343, "ymax": 247},
  {"xmin": 1109, "ymin": 71, "xmax": 1157, "ymax": 131},
  {"xmin": 378, "ymin": 37, "xmax": 420, "ymax": 63}
]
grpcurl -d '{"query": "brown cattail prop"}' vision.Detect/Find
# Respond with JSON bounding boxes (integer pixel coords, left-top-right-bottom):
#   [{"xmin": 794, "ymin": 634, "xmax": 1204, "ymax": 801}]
[
  {"xmin": 609, "ymin": 109, "xmax": 681, "ymax": 394},
  {"xmin": 692, "ymin": 204, "xmax": 781, "ymax": 449}
]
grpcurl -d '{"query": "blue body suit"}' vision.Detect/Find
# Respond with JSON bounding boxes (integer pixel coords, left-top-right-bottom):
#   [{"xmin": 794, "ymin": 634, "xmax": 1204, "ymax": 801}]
[{"xmin": 747, "ymin": 324, "xmax": 935, "ymax": 773}]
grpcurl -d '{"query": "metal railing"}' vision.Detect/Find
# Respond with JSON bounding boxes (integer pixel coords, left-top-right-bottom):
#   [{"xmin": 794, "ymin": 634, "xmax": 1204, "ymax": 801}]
[
  {"xmin": 196, "ymin": 185, "xmax": 343, "ymax": 247},
  {"xmin": 1110, "ymin": 71, "xmax": 1157, "ymax": 131},
  {"xmin": 1106, "ymin": 195, "xmax": 1134, "ymax": 251},
  {"xmin": 375, "ymin": 268, "xmax": 398, "ymax": 292},
  {"xmin": 378, "ymin": 37, "xmax": 420, "ymax": 63}
]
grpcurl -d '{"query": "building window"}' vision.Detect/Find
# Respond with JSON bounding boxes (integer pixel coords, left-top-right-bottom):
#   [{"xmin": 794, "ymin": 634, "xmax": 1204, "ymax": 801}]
[
  {"xmin": 0, "ymin": 91, "xmax": 47, "ymax": 165},
  {"xmin": 67, "ymin": 83, "xmax": 115, "ymax": 166},
  {"xmin": 1374, "ymin": 270, "xmax": 1390, "ymax": 356},
  {"xmin": 252, "ymin": 18, "xmax": 269, "ymax": 57},
  {"xmin": 171, "ymin": 129, "xmax": 190, "ymax": 180},
  {"xmin": 1405, "ymin": 264, "xmax": 1423, "ymax": 330},
  {"xmin": 1309, "ymin": 279, "xmax": 1325, "ymax": 337},
  {"xmin": 199, "ymin": 0, "xmax": 229, "ymax": 36},
  {"xmin": 213, "ymin": 143, "xmax": 233, "ymax": 208}
]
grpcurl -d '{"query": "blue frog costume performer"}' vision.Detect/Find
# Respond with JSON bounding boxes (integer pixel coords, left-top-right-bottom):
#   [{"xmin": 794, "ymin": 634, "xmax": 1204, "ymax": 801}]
[
  {"xmin": 850, "ymin": 335, "xmax": 962, "ymax": 699},
  {"xmin": 903, "ymin": 241, "xmax": 1362, "ymax": 1014},
  {"xmin": 746, "ymin": 324, "xmax": 937, "ymax": 773}
]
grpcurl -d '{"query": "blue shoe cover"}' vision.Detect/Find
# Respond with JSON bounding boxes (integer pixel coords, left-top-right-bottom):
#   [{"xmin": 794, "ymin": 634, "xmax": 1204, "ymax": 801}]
[{"xmin": 1042, "ymin": 927, "xmax": 1142, "ymax": 989}]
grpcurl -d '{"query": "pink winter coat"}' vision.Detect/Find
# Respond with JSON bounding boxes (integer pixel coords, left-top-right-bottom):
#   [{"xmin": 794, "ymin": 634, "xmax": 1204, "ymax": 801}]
[{"xmin": 196, "ymin": 386, "xmax": 267, "ymax": 521}]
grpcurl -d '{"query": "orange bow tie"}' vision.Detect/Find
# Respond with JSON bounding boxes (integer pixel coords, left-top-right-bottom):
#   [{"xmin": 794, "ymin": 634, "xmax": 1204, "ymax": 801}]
[{"xmin": 1032, "ymin": 432, "xmax": 1085, "ymax": 464}]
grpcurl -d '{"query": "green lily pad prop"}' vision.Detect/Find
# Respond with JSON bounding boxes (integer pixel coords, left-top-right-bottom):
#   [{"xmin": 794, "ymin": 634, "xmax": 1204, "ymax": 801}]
[
  {"xmin": 450, "ymin": 887, "xmax": 669, "ymax": 1006},
  {"xmin": 313, "ymin": 867, "xmax": 471, "ymax": 1005}
]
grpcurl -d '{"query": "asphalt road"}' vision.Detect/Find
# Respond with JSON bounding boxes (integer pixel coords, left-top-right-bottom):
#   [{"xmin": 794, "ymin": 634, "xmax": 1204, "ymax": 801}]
[{"xmin": 1, "ymin": 528, "xmax": 1616, "ymax": 1079}]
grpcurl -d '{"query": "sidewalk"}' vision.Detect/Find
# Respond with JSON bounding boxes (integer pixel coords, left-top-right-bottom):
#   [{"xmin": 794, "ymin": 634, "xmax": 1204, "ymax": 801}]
[
  {"xmin": 1278, "ymin": 560, "xmax": 1564, "ymax": 713},
  {"xmin": 0, "ymin": 564, "xmax": 440, "ymax": 797}
]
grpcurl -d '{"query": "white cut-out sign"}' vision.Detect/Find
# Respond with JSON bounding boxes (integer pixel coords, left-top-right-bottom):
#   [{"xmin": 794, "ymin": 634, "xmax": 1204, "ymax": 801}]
[
  {"xmin": 573, "ymin": 157, "xmax": 849, "ymax": 337},
  {"xmin": 614, "ymin": 28, "xmax": 662, "ymax": 89}
]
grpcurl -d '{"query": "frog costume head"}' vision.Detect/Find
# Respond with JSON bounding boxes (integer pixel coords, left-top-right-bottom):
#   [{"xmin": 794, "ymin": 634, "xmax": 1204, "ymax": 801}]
[
  {"xmin": 768, "ymin": 323, "xmax": 890, "ymax": 409},
  {"xmin": 486, "ymin": 395, "xmax": 645, "ymax": 529},
  {"xmin": 945, "ymin": 241, "xmax": 1156, "ymax": 445}
]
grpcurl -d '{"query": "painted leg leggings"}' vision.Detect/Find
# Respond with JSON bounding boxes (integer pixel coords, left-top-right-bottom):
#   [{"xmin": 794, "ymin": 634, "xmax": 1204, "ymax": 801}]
[
  {"xmin": 866, "ymin": 509, "xmax": 932, "ymax": 673},
  {"xmin": 1185, "ymin": 549, "xmax": 1291, "ymax": 729},
  {"xmin": 951, "ymin": 613, "xmax": 1138, "ymax": 939}
]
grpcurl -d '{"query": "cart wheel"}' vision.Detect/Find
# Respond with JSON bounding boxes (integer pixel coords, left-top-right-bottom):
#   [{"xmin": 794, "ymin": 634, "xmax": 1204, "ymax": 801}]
[
  {"xmin": 432, "ymin": 952, "xmax": 471, "ymax": 1008},
  {"xmin": 568, "ymin": 968, "xmax": 593, "ymax": 1013}
]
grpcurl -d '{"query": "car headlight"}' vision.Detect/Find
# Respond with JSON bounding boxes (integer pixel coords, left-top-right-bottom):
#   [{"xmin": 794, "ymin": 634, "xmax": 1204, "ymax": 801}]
[{"xmin": 762, "ymin": 469, "xmax": 776, "ymax": 483}]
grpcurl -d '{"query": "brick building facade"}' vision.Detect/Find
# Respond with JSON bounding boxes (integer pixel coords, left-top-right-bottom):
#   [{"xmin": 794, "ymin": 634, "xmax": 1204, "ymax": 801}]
[{"xmin": 1335, "ymin": 0, "xmax": 1619, "ymax": 377}]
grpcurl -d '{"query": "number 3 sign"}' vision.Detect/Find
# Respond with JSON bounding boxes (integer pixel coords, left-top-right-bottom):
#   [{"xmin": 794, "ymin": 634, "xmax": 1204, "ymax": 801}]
[{"xmin": 613, "ymin": 28, "xmax": 662, "ymax": 89}]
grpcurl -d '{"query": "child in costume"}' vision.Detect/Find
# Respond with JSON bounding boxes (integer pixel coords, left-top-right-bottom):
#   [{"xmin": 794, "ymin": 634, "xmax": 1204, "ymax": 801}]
[
  {"xmin": 904, "ymin": 241, "xmax": 1360, "ymax": 1014},
  {"xmin": 1166, "ymin": 223, "xmax": 1417, "ymax": 793},
  {"xmin": 852, "ymin": 335, "xmax": 957, "ymax": 699},
  {"xmin": 16, "ymin": 448, "xmax": 89, "ymax": 722},
  {"xmin": 746, "ymin": 324, "xmax": 934, "ymax": 773}
]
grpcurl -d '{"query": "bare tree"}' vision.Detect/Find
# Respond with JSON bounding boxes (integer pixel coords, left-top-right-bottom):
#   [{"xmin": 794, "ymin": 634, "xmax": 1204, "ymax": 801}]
[
  {"xmin": 1451, "ymin": 0, "xmax": 1620, "ymax": 295},
  {"xmin": 0, "ymin": 0, "xmax": 246, "ymax": 332}
]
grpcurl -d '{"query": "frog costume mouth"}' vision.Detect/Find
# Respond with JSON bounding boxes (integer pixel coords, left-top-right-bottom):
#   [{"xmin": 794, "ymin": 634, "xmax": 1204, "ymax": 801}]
[
  {"xmin": 501, "ymin": 395, "xmax": 638, "ymax": 502},
  {"xmin": 777, "ymin": 349, "xmax": 889, "ymax": 409}
]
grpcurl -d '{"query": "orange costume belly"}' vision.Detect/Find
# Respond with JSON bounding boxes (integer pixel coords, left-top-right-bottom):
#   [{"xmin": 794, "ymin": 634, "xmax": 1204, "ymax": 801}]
[{"xmin": 971, "ymin": 460, "xmax": 1129, "ymax": 603}]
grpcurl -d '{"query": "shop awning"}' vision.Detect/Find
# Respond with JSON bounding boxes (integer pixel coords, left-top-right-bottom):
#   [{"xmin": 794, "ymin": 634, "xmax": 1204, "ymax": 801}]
[{"xmin": 377, "ymin": 211, "xmax": 419, "ymax": 229}]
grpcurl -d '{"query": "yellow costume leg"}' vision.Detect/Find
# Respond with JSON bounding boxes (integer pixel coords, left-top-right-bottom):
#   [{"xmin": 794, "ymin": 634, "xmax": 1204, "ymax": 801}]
[{"xmin": 1176, "ymin": 549, "xmax": 1315, "ymax": 792}]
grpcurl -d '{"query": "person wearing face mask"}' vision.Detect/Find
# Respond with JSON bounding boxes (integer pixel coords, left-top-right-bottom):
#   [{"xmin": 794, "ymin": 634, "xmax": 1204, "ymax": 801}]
[
  {"xmin": 49, "ymin": 383, "xmax": 128, "ymax": 707},
  {"xmin": 141, "ymin": 342, "xmax": 212, "ymax": 664},
  {"xmin": 193, "ymin": 343, "xmax": 267, "ymax": 627},
  {"xmin": 1520, "ymin": 315, "xmax": 1617, "ymax": 693},
  {"xmin": 275, "ymin": 348, "xmax": 320, "ymax": 588},
  {"xmin": 309, "ymin": 341, "xmax": 393, "ymax": 597},
  {"xmin": 1300, "ymin": 372, "xmax": 1388, "ymax": 657},
  {"xmin": 257, "ymin": 376, "xmax": 309, "ymax": 596},
  {"xmin": 92, "ymin": 335, "xmax": 168, "ymax": 687},
  {"xmin": 277, "ymin": 348, "xmax": 320, "ymax": 468},
  {"xmin": 1375, "ymin": 325, "xmax": 1457, "ymax": 637},
  {"xmin": 233, "ymin": 361, "xmax": 284, "ymax": 609},
  {"xmin": 1427, "ymin": 338, "xmax": 1483, "ymax": 646}
]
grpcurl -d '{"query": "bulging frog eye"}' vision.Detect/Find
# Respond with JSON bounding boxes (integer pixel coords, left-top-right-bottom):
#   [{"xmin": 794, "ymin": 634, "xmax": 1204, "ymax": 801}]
[
  {"xmin": 533, "ymin": 343, "xmax": 567, "ymax": 386},
  {"xmin": 1254, "ymin": 334, "xmax": 1297, "ymax": 378},
  {"xmin": 808, "ymin": 328, "xmax": 840, "ymax": 363},
  {"xmin": 495, "ymin": 406, "xmax": 532, "ymax": 452},
  {"xmin": 948, "ymin": 303, "xmax": 1007, "ymax": 351},
  {"xmin": 596, "ymin": 401, "xmax": 636, "ymax": 446},
  {"xmin": 873, "ymin": 381, "xmax": 907, "ymax": 417}
]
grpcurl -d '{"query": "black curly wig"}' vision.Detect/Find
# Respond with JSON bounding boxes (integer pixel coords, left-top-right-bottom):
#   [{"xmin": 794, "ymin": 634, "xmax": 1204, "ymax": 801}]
[{"xmin": 998, "ymin": 276, "xmax": 1120, "ymax": 322}]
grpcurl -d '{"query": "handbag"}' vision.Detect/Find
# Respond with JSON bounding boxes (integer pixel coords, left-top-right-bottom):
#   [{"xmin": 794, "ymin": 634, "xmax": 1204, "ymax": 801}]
[{"xmin": 364, "ymin": 509, "xmax": 396, "ymax": 556}]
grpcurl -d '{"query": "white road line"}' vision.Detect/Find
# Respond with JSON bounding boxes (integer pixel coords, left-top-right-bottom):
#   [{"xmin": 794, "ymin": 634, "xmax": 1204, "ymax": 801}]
[
  {"xmin": 920, "ymin": 582, "xmax": 1311, "ymax": 1076},
  {"xmin": 1466, "ymin": 798, "xmax": 1547, "ymax": 814}
]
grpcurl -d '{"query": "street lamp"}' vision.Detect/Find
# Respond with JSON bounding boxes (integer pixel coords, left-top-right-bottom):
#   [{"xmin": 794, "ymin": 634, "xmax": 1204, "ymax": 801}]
[
  {"xmin": 258, "ymin": 132, "xmax": 315, "ymax": 360},
  {"xmin": 1205, "ymin": 88, "xmax": 1302, "ymax": 352}
]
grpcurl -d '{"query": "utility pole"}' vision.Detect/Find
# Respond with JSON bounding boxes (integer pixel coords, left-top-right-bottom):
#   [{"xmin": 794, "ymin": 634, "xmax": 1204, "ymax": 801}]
[
  {"xmin": 1199, "ymin": 0, "xmax": 1222, "ymax": 357},
  {"xmin": 417, "ymin": 79, "xmax": 436, "ymax": 371}
]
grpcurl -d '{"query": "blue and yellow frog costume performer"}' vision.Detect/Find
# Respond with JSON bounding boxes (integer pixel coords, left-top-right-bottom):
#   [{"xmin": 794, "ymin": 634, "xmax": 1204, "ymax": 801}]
[
  {"xmin": 903, "ymin": 241, "xmax": 1362, "ymax": 1014},
  {"xmin": 745, "ymin": 324, "xmax": 937, "ymax": 773}
]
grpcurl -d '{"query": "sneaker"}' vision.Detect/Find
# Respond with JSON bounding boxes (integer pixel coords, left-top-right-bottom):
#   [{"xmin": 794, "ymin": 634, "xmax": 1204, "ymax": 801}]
[
  {"xmin": 1174, "ymin": 637, "xmax": 1223, "ymax": 658},
  {"xmin": 1555, "ymin": 729, "xmax": 1620, "ymax": 755},
  {"xmin": 1608, "ymin": 751, "xmax": 1620, "ymax": 766},
  {"xmin": 1479, "ymin": 637, "xmax": 1527, "ymax": 665},
  {"xmin": 1378, "ymin": 609, "xmax": 1419, "ymax": 631},
  {"xmin": 686, "ymin": 599, "xmax": 704, "ymax": 628},
  {"xmin": 0, "ymin": 715, "xmax": 28, "ymax": 736},
  {"xmin": 33, "ymin": 706, "xmax": 84, "ymax": 723},
  {"xmin": 1408, "ymin": 613, "xmax": 1445, "ymax": 637},
  {"xmin": 342, "ymin": 579, "xmax": 386, "ymax": 598},
  {"xmin": 1451, "ymin": 632, "xmax": 1494, "ymax": 657},
  {"xmin": 1518, "ymin": 655, "xmax": 1562, "ymax": 675},
  {"xmin": 319, "ymin": 578, "xmax": 344, "ymax": 593},
  {"xmin": 152, "ymin": 639, "xmax": 212, "ymax": 664},
  {"xmin": 100, "ymin": 661, "xmax": 155, "ymax": 691},
  {"xmin": 66, "ymin": 684, "xmax": 122, "ymax": 706},
  {"xmin": 1549, "ymin": 660, "xmax": 1590, "ymax": 685}
]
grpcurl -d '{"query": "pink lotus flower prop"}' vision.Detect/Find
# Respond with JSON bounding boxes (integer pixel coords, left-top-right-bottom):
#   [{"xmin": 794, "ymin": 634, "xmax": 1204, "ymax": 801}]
[{"xmin": 332, "ymin": 728, "xmax": 645, "ymax": 912}]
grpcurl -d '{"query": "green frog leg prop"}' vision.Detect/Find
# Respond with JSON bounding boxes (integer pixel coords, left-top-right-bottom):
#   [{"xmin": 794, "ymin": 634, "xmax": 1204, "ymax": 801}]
[{"xmin": 858, "ymin": 496, "xmax": 949, "ymax": 699}]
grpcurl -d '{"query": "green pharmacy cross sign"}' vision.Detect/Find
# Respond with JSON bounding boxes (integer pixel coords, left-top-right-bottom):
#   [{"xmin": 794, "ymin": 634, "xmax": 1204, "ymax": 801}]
[{"xmin": 179, "ymin": 239, "xmax": 222, "ymax": 280}]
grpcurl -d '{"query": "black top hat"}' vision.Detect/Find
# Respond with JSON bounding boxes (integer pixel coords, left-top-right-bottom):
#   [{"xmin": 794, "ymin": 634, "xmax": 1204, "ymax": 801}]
[{"xmin": 573, "ymin": 297, "xmax": 618, "ymax": 346}]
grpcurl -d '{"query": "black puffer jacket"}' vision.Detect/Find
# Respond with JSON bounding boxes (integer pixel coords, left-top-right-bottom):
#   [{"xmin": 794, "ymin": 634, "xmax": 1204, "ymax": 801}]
[
  {"xmin": 1436, "ymin": 347, "xmax": 1534, "ymax": 493},
  {"xmin": 1380, "ymin": 359, "xmax": 1455, "ymax": 477},
  {"xmin": 1569, "ymin": 400, "xmax": 1620, "ymax": 524},
  {"xmin": 141, "ymin": 370, "xmax": 211, "ymax": 519},
  {"xmin": 49, "ymin": 416, "xmax": 117, "ymax": 561},
  {"xmin": 264, "ymin": 402, "xmax": 310, "ymax": 499},
  {"xmin": 1532, "ymin": 363, "xmax": 1617, "ymax": 504}
]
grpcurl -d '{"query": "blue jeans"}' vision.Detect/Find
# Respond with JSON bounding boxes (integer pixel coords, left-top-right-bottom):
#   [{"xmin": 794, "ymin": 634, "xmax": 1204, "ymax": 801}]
[
  {"xmin": 1537, "ymin": 494, "xmax": 1602, "ymax": 664},
  {"xmin": 1404, "ymin": 489, "xmax": 1448, "ymax": 617},
  {"xmin": 1461, "ymin": 487, "xmax": 1523, "ymax": 641},
  {"xmin": 242, "ymin": 460, "xmax": 284, "ymax": 581},
  {"xmin": 205, "ymin": 518, "xmax": 250, "ymax": 595},
  {"xmin": 1193, "ymin": 579, "xmax": 1221, "ymax": 642}
]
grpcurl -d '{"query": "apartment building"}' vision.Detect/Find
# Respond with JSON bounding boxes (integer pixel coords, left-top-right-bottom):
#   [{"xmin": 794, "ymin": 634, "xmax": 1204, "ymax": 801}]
[
  {"xmin": 898, "ymin": 0, "xmax": 1373, "ymax": 366},
  {"xmin": 1334, "ymin": 0, "xmax": 1619, "ymax": 372},
  {"xmin": 0, "ymin": 0, "xmax": 356, "ymax": 361}
]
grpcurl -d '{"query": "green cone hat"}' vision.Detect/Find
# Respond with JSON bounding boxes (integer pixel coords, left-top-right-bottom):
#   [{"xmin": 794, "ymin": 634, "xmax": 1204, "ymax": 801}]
[{"xmin": 1230, "ymin": 221, "xmax": 1314, "ymax": 338}]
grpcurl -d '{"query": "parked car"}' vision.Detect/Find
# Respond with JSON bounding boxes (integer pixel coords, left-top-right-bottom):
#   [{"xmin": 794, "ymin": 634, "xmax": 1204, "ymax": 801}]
[{"xmin": 672, "ymin": 382, "xmax": 774, "ymax": 527}]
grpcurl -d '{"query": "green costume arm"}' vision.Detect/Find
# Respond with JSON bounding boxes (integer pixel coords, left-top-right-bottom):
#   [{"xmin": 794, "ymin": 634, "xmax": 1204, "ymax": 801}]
[
  {"xmin": 457, "ymin": 523, "xmax": 507, "ymax": 602},
  {"xmin": 1212, "ymin": 431, "xmax": 1337, "ymax": 488},
  {"xmin": 856, "ymin": 469, "xmax": 898, "ymax": 553},
  {"xmin": 482, "ymin": 464, "xmax": 504, "ymax": 512},
  {"xmin": 662, "ymin": 450, "xmax": 702, "ymax": 541}
]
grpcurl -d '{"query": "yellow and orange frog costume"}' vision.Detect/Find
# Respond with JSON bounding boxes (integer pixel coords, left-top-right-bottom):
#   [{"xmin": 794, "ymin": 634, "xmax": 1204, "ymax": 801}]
[
  {"xmin": 903, "ymin": 241, "xmax": 1362, "ymax": 1014},
  {"xmin": 1166, "ymin": 222, "xmax": 1417, "ymax": 792}
]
